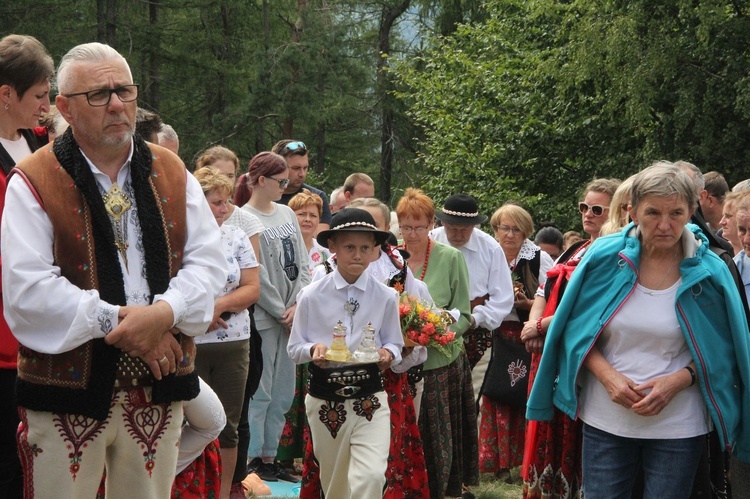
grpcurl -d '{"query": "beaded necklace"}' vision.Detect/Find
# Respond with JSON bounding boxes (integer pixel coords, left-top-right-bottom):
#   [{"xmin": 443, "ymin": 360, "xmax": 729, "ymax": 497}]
[{"xmin": 419, "ymin": 239, "xmax": 433, "ymax": 281}]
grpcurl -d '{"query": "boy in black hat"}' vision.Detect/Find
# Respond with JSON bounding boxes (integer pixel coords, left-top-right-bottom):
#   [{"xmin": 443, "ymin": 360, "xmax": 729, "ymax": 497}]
[{"xmin": 287, "ymin": 208, "xmax": 404, "ymax": 498}]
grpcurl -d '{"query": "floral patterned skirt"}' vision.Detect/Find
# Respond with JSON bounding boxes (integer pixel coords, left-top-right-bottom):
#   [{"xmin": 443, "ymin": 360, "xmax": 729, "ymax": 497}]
[
  {"xmin": 277, "ymin": 363, "xmax": 309, "ymax": 461},
  {"xmin": 479, "ymin": 322, "xmax": 526, "ymax": 472},
  {"xmin": 300, "ymin": 369, "xmax": 429, "ymax": 499},
  {"xmin": 523, "ymin": 352, "xmax": 583, "ymax": 499},
  {"xmin": 419, "ymin": 352, "xmax": 479, "ymax": 498}
]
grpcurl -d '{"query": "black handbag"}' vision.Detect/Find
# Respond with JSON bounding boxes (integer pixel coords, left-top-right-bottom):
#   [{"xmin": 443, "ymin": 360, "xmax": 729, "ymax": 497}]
[{"xmin": 480, "ymin": 334, "xmax": 531, "ymax": 407}]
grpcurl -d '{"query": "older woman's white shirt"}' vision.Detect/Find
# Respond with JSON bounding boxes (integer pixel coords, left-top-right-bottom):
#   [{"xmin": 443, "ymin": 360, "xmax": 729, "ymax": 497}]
[
  {"xmin": 577, "ymin": 280, "xmax": 709, "ymax": 438},
  {"xmin": 1, "ymin": 148, "xmax": 226, "ymax": 354},
  {"xmin": 195, "ymin": 224, "xmax": 258, "ymax": 344}
]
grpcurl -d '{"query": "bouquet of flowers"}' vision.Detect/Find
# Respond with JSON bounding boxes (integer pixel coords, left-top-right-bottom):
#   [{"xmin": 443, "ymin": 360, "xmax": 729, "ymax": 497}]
[{"xmin": 398, "ymin": 293, "xmax": 457, "ymax": 357}]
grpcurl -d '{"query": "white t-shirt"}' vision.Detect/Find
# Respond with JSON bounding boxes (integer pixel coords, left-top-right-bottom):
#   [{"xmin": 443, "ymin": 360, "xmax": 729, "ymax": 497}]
[
  {"xmin": 578, "ymin": 279, "xmax": 709, "ymax": 438},
  {"xmin": 224, "ymin": 205, "xmax": 264, "ymax": 240},
  {"xmin": 0, "ymin": 135, "xmax": 33, "ymax": 164},
  {"xmin": 195, "ymin": 224, "xmax": 258, "ymax": 344}
]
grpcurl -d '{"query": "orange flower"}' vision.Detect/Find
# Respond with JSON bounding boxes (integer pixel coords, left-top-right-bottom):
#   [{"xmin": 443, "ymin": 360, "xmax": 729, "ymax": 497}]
[{"xmin": 399, "ymin": 303, "xmax": 412, "ymax": 316}]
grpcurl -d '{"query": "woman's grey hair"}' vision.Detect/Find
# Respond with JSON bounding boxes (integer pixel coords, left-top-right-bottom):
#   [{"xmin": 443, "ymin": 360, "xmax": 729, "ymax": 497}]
[
  {"xmin": 732, "ymin": 179, "xmax": 750, "ymax": 193},
  {"xmin": 348, "ymin": 197, "xmax": 391, "ymax": 227},
  {"xmin": 57, "ymin": 43, "xmax": 131, "ymax": 94},
  {"xmin": 630, "ymin": 161, "xmax": 699, "ymax": 211}
]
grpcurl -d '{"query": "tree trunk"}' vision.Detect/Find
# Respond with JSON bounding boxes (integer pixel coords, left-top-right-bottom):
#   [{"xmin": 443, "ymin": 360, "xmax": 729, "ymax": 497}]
[
  {"xmin": 256, "ymin": 0, "xmax": 272, "ymax": 152},
  {"xmin": 97, "ymin": 0, "xmax": 117, "ymax": 46},
  {"xmin": 282, "ymin": 0, "xmax": 309, "ymax": 139},
  {"xmin": 377, "ymin": 0, "xmax": 411, "ymax": 203},
  {"xmin": 148, "ymin": 0, "xmax": 160, "ymax": 109}
]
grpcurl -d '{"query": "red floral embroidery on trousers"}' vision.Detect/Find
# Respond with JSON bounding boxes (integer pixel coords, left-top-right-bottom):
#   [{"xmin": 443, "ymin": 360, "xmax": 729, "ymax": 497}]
[
  {"xmin": 318, "ymin": 401, "xmax": 347, "ymax": 438},
  {"xmin": 121, "ymin": 391, "xmax": 173, "ymax": 477},
  {"xmin": 53, "ymin": 412, "xmax": 109, "ymax": 480},
  {"xmin": 353, "ymin": 395, "xmax": 381, "ymax": 421}
]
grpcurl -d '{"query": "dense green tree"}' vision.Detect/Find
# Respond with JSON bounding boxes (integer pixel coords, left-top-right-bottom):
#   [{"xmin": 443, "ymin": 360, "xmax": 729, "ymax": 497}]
[
  {"xmin": 1, "ymin": 0, "xmax": 418, "ymax": 198},
  {"xmin": 396, "ymin": 0, "xmax": 750, "ymax": 231}
]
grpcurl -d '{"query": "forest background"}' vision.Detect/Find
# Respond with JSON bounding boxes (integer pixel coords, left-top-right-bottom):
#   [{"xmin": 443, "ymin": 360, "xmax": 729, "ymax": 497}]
[{"xmin": 4, "ymin": 0, "xmax": 750, "ymax": 232}]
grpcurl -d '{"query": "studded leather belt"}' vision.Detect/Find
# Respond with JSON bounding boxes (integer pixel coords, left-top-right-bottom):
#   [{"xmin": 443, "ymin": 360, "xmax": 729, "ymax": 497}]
[
  {"xmin": 307, "ymin": 362, "xmax": 383, "ymax": 401},
  {"xmin": 114, "ymin": 354, "xmax": 154, "ymax": 388}
]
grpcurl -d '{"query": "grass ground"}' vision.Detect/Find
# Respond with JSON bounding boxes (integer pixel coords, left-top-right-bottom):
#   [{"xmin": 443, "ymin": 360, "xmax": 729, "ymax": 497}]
[{"xmin": 473, "ymin": 470, "xmax": 524, "ymax": 498}]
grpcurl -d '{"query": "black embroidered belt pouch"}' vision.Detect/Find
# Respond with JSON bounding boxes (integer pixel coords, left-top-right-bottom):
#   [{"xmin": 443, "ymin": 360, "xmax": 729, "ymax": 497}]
[{"xmin": 307, "ymin": 362, "xmax": 383, "ymax": 402}]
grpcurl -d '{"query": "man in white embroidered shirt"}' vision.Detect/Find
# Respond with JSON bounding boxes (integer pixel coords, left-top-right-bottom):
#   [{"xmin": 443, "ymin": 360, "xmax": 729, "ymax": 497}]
[
  {"xmin": 430, "ymin": 194, "xmax": 514, "ymax": 400},
  {"xmin": 1, "ymin": 43, "xmax": 225, "ymax": 498}
]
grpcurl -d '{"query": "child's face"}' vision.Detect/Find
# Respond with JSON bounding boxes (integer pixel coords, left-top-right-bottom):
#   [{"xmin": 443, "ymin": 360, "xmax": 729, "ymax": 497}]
[{"xmin": 327, "ymin": 231, "xmax": 377, "ymax": 283}]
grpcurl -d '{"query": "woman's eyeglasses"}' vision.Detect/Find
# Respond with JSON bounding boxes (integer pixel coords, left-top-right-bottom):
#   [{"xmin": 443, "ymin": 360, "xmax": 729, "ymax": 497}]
[
  {"xmin": 399, "ymin": 225, "xmax": 429, "ymax": 235},
  {"xmin": 493, "ymin": 225, "xmax": 523, "ymax": 235},
  {"xmin": 266, "ymin": 176, "xmax": 290, "ymax": 189},
  {"xmin": 578, "ymin": 203, "xmax": 609, "ymax": 217}
]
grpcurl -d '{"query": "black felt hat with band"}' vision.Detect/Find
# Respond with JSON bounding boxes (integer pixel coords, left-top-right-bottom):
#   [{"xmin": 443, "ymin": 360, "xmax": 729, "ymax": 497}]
[
  {"xmin": 435, "ymin": 193, "xmax": 488, "ymax": 225},
  {"xmin": 316, "ymin": 208, "xmax": 392, "ymax": 248}
]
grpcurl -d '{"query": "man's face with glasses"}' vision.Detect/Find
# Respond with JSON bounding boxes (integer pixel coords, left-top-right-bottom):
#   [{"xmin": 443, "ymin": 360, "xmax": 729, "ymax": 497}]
[{"xmin": 57, "ymin": 58, "xmax": 137, "ymax": 150}]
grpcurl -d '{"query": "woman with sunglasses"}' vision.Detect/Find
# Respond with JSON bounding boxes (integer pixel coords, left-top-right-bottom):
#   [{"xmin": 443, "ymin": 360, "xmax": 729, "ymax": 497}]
[
  {"xmin": 519, "ymin": 177, "xmax": 620, "ymax": 499},
  {"xmin": 528, "ymin": 163, "xmax": 750, "ymax": 498},
  {"xmin": 240, "ymin": 151, "xmax": 311, "ymax": 483}
]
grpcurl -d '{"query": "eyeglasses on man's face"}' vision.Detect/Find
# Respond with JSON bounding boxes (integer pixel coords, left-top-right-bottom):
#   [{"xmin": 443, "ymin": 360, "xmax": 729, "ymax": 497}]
[
  {"xmin": 63, "ymin": 84, "xmax": 139, "ymax": 107},
  {"xmin": 399, "ymin": 225, "xmax": 429, "ymax": 235},
  {"xmin": 266, "ymin": 176, "xmax": 290, "ymax": 189},
  {"xmin": 578, "ymin": 202, "xmax": 609, "ymax": 217}
]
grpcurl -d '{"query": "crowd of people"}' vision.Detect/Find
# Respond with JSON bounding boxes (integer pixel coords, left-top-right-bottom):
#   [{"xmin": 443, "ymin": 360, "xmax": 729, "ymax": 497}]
[{"xmin": 2, "ymin": 34, "xmax": 750, "ymax": 499}]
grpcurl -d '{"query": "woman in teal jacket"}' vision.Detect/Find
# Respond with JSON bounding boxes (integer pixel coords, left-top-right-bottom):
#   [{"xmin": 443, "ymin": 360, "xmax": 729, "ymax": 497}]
[{"xmin": 527, "ymin": 163, "xmax": 750, "ymax": 499}]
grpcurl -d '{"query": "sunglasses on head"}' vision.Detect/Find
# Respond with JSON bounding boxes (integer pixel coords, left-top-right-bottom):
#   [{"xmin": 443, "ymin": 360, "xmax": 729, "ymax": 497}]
[
  {"xmin": 578, "ymin": 202, "xmax": 609, "ymax": 217},
  {"xmin": 280, "ymin": 141, "xmax": 307, "ymax": 155}
]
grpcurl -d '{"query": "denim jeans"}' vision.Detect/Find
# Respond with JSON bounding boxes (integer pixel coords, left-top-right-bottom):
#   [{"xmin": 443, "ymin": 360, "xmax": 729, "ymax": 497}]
[{"xmin": 582, "ymin": 423, "xmax": 705, "ymax": 499}]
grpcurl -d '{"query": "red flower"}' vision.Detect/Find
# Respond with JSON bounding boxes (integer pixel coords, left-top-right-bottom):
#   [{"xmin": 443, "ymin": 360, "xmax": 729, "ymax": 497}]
[
  {"xmin": 421, "ymin": 322, "xmax": 436, "ymax": 336},
  {"xmin": 418, "ymin": 334, "xmax": 430, "ymax": 346}
]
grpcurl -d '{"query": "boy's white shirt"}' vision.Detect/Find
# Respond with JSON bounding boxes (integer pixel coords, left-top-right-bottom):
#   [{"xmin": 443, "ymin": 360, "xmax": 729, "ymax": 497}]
[{"xmin": 287, "ymin": 268, "xmax": 403, "ymax": 365}]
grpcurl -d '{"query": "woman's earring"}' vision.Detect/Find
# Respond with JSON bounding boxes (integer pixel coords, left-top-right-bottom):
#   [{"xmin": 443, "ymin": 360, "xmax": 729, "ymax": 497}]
[{"xmin": 3, "ymin": 104, "xmax": 8, "ymax": 110}]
